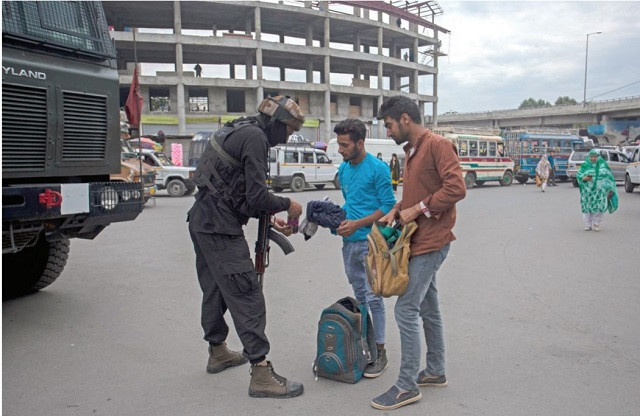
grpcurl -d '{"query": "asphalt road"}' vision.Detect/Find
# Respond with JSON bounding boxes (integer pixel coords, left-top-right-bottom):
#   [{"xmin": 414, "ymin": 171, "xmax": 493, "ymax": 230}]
[{"xmin": 3, "ymin": 181, "xmax": 640, "ymax": 416}]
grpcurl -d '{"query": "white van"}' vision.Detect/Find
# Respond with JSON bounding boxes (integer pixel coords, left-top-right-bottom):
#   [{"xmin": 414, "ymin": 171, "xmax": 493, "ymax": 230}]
[
  {"xmin": 326, "ymin": 138, "xmax": 405, "ymax": 166},
  {"xmin": 268, "ymin": 144, "xmax": 339, "ymax": 192}
]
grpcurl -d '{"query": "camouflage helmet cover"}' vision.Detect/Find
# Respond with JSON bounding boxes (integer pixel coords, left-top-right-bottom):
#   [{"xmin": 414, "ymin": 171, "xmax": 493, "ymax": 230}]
[{"xmin": 258, "ymin": 95, "xmax": 305, "ymax": 131}]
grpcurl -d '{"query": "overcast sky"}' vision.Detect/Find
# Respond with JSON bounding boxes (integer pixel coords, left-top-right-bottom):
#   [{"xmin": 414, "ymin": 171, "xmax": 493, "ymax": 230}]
[{"xmin": 435, "ymin": 1, "xmax": 640, "ymax": 113}]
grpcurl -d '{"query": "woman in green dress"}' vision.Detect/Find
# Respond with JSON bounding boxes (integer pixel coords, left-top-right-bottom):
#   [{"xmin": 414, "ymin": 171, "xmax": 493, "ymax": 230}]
[{"xmin": 576, "ymin": 149, "xmax": 618, "ymax": 231}]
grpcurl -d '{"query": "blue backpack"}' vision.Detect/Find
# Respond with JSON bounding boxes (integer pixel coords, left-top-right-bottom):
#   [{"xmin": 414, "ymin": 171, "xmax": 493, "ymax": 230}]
[{"xmin": 313, "ymin": 296, "xmax": 378, "ymax": 383}]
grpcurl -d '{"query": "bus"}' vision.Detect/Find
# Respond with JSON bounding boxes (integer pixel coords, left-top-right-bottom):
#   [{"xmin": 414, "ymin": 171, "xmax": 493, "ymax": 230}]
[
  {"xmin": 505, "ymin": 133, "xmax": 584, "ymax": 184},
  {"xmin": 443, "ymin": 133, "xmax": 515, "ymax": 188}
]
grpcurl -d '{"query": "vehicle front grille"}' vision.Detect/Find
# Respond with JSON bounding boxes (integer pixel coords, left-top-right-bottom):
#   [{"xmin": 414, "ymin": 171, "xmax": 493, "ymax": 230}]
[
  {"xmin": 2, "ymin": 83, "xmax": 48, "ymax": 172},
  {"xmin": 62, "ymin": 91, "xmax": 107, "ymax": 161}
]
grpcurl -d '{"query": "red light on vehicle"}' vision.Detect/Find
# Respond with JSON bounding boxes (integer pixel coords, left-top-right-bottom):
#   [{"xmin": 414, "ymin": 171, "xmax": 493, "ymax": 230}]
[{"xmin": 39, "ymin": 189, "xmax": 63, "ymax": 209}]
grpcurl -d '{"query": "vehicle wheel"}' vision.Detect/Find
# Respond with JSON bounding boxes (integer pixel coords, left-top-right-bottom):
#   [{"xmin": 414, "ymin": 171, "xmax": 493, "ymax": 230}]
[
  {"xmin": 516, "ymin": 176, "xmax": 528, "ymax": 184},
  {"xmin": 314, "ymin": 184, "xmax": 325, "ymax": 190},
  {"xmin": 560, "ymin": 176, "xmax": 569, "ymax": 183},
  {"xmin": 167, "ymin": 179, "xmax": 186, "ymax": 197},
  {"xmin": 290, "ymin": 176, "xmax": 306, "ymax": 192},
  {"xmin": 571, "ymin": 178, "xmax": 579, "ymax": 188},
  {"xmin": 464, "ymin": 172, "xmax": 476, "ymax": 189},
  {"xmin": 333, "ymin": 175, "xmax": 341, "ymax": 190},
  {"xmin": 625, "ymin": 175, "xmax": 635, "ymax": 193},
  {"xmin": 475, "ymin": 180, "xmax": 485, "ymax": 186},
  {"xmin": 184, "ymin": 186, "xmax": 195, "ymax": 196},
  {"xmin": 272, "ymin": 186, "xmax": 284, "ymax": 193},
  {"xmin": 3, "ymin": 234, "xmax": 70, "ymax": 299},
  {"xmin": 499, "ymin": 171, "xmax": 514, "ymax": 186}
]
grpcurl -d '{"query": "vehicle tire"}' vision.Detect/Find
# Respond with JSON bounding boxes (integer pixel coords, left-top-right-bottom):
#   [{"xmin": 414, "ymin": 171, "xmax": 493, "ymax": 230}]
[
  {"xmin": 516, "ymin": 176, "xmax": 528, "ymax": 184},
  {"xmin": 625, "ymin": 175, "xmax": 635, "ymax": 193},
  {"xmin": 184, "ymin": 186, "xmax": 195, "ymax": 196},
  {"xmin": 272, "ymin": 186, "xmax": 284, "ymax": 193},
  {"xmin": 560, "ymin": 176, "xmax": 569, "ymax": 182},
  {"xmin": 499, "ymin": 171, "xmax": 514, "ymax": 186},
  {"xmin": 2, "ymin": 234, "xmax": 70, "ymax": 299},
  {"xmin": 290, "ymin": 176, "xmax": 306, "ymax": 192},
  {"xmin": 333, "ymin": 175, "xmax": 341, "ymax": 190},
  {"xmin": 475, "ymin": 180, "xmax": 485, "ymax": 186},
  {"xmin": 314, "ymin": 184, "xmax": 325, "ymax": 190},
  {"xmin": 167, "ymin": 179, "xmax": 186, "ymax": 197},
  {"xmin": 571, "ymin": 178, "xmax": 579, "ymax": 188},
  {"xmin": 464, "ymin": 172, "xmax": 476, "ymax": 189}
]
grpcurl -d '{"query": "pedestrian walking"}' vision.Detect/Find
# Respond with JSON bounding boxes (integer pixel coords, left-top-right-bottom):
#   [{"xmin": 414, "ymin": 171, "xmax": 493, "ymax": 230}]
[
  {"xmin": 535, "ymin": 155, "xmax": 551, "ymax": 192},
  {"xmin": 577, "ymin": 149, "xmax": 618, "ymax": 231},
  {"xmin": 389, "ymin": 153, "xmax": 401, "ymax": 193},
  {"xmin": 372, "ymin": 95, "xmax": 466, "ymax": 411},
  {"xmin": 187, "ymin": 95, "xmax": 306, "ymax": 398},
  {"xmin": 548, "ymin": 150, "xmax": 557, "ymax": 186}
]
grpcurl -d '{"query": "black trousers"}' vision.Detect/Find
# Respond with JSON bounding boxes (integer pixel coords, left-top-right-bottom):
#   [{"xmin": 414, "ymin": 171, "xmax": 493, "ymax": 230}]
[
  {"xmin": 189, "ymin": 224, "xmax": 269, "ymax": 363},
  {"xmin": 549, "ymin": 168, "xmax": 556, "ymax": 185}
]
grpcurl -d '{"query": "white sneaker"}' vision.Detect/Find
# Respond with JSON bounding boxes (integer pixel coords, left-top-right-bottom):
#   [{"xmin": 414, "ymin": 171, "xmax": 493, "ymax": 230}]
[
  {"xmin": 593, "ymin": 224, "xmax": 600, "ymax": 231},
  {"xmin": 585, "ymin": 227, "xmax": 591, "ymax": 231}
]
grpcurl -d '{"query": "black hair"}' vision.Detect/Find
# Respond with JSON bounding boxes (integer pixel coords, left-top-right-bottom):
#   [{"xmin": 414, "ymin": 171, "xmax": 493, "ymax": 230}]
[
  {"xmin": 333, "ymin": 118, "xmax": 367, "ymax": 144},
  {"xmin": 377, "ymin": 95, "xmax": 422, "ymax": 124}
]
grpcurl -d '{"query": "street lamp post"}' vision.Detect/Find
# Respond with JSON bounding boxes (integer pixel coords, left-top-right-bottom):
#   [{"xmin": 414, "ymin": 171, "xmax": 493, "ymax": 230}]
[{"xmin": 583, "ymin": 31, "xmax": 602, "ymax": 105}]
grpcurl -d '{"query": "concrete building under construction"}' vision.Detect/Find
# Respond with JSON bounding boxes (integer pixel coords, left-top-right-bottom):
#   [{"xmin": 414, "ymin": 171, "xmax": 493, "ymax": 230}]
[{"xmin": 103, "ymin": 1, "xmax": 449, "ymax": 141}]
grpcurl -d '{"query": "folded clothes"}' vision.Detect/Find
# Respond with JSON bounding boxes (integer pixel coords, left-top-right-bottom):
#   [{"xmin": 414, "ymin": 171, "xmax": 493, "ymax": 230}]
[
  {"xmin": 306, "ymin": 200, "xmax": 346, "ymax": 229},
  {"xmin": 300, "ymin": 198, "xmax": 346, "ymax": 241}
]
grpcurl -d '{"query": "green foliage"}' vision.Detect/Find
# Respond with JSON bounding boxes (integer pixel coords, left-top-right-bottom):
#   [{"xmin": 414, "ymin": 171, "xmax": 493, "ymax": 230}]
[
  {"xmin": 518, "ymin": 98, "xmax": 552, "ymax": 109},
  {"xmin": 150, "ymin": 96, "xmax": 170, "ymax": 112},
  {"xmin": 554, "ymin": 96, "xmax": 578, "ymax": 106}
]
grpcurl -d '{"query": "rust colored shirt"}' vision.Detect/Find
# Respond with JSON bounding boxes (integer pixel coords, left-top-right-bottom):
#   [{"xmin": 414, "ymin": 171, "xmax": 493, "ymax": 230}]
[{"xmin": 397, "ymin": 129, "xmax": 466, "ymax": 256}]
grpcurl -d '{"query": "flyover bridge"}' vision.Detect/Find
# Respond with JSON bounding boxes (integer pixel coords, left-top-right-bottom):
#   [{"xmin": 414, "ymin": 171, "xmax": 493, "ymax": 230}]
[{"xmin": 430, "ymin": 96, "xmax": 640, "ymax": 130}]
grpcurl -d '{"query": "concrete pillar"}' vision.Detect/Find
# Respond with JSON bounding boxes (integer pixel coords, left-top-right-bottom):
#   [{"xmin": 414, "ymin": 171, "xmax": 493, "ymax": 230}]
[
  {"xmin": 306, "ymin": 25, "xmax": 313, "ymax": 46},
  {"xmin": 175, "ymin": 43, "xmax": 183, "ymax": 74},
  {"xmin": 323, "ymin": 16, "xmax": 330, "ymax": 48},
  {"xmin": 323, "ymin": 16, "xmax": 330, "ymax": 83},
  {"xmin": 306, "ymin": 23, "xmax": 314, "ymax": 82},
  {"xmin": 391, "ymin": 39, "xmax": 397, "ymax": 59},
  {"xmin": 355, "ymin": 64, "xmax": 361, "ymax": 79},
  {"xmin": 177, "ymin": 84, "xmax": 186, "ymax": 135},
  {"xmin": 412, "ymin": 69, "xmax": 419, "ymax": 94},
  {"xmin": 254, "ymin": 7, "xmax": 261, "ymax": 40},
  {"xmin": 256, "ymin": 49, "xmax": 263, "ymax": 81},
  {"xmin": 257, "ymin": 87, "xmax": 264, "ymax": 109},
  {"xmin": 432, "ymin": 32, "xmax": 439, "ymax": 128},
  {"xmin": 280, "ymin": 67, "xmax": 285, "ymax": 81},
  {"xmin": 378, "ymin": 94, "xmax": 385, "ymax": 139},
  {"xmin": 174, "ymin": 1, "xmax": 185, "ymax": 134},
  {"xmin": 173, "ymin": 1, "xmax": 181, "ymax": 35},
  {"xmin": 354, "ymin": 31, "xmax": 360, "ymax": 52},
  {"xmin": 307, "ymin": 61, "xmax": 314, "ymax": 83},
  {"xmin": 245, "ymin": 52, "xmax": 253, "ymax": 80},
  {"xmin": 255, "ymin": 7, "xmax": 262, "ymax": 81},
  {"xmin": 378, "ymin": 27, "xmax": 383, "ymax": 56},
  {"xmin": 378, "ymin": 62, "xmax": 383, "ymax": 90},
  {"xmin": 325, "ymin": 89, "xmax": 331, "ymax": 142},
  {"xmin": 230, "ymin": 64, "xmax": 235, "ymax": 79}
]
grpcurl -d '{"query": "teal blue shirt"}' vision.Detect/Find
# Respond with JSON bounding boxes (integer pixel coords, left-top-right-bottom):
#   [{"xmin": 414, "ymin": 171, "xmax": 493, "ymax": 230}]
[{"xmin": 338, "ymin": 152, "xmax": 396, "ymax": 242}]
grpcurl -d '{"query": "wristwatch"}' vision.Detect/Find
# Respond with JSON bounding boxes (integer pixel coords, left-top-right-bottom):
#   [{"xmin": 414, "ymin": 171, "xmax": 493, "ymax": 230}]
[{"xmin": 419, "ymin": 201, "xmax": 432, "ymax": 218}]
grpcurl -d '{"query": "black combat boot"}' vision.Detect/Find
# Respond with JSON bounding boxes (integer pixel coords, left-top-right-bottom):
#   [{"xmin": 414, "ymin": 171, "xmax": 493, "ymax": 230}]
[
  {"xmin": 207, "ymin": 342, "xmax": 248, "ymax": 374},
  {"xmin": 248, "ymin": 361, "xmax": 304, "ymax": 399}
]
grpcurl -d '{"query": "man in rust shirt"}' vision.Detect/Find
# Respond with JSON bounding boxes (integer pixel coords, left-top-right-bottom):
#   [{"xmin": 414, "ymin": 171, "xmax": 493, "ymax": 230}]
[{"xmin": 371, "ymin": 95, "xmax": 466, "ymax": 411}]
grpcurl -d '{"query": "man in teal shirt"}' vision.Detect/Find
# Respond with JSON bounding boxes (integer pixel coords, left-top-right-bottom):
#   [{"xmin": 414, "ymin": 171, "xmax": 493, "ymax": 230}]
[{"xmin": 335, "ymin": 119, "xmax": 396, "ymax": 377}]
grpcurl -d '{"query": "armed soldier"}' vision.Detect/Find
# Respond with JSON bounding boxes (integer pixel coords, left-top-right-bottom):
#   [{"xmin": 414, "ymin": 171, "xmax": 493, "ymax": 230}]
[{"xmin": 187, "ymin": 96, "xmax": 305, "ymax": 399}]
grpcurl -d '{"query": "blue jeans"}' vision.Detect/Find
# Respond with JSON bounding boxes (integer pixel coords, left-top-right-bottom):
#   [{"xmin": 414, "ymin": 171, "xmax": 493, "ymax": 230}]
[
  {"xmin": 395, "ymin": 244, "xmax": 450, "ymax": 391},
  {"xmin": 342, "ymin": 240, "xmax": 385, "ymax": 345}
]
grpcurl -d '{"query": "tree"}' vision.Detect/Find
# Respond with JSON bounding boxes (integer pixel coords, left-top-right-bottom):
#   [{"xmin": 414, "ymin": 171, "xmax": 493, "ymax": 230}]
[
  {"xmin": 554, "ymin": 96, "xmax": 578, "ymax": 106},
  {"xmin": 518, "ymin": 98, "xmax": 551, "ymax": 109}
]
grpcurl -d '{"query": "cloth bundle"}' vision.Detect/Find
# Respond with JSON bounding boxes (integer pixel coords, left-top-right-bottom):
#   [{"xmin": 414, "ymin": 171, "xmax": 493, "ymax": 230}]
[{"xmin": 299, "ymin": 198, "xmax": 346, "ymax": 240}]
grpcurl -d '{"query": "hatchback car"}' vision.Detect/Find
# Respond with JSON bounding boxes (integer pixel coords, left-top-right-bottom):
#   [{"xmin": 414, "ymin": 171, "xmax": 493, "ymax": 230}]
[{"xmin": 567, "ymin": 147, "xmax": 629, "ymax": 187}]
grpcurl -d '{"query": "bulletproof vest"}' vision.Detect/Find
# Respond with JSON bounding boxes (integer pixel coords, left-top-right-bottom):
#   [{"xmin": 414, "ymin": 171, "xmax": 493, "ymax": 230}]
[{"xmin": 192, "ymin": 119, "xmax": 261, "ymax": 222}]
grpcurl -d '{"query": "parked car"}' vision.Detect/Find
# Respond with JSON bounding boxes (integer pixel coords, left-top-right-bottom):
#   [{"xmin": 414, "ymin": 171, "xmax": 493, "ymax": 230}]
[
  {"xmin": 624, "ymin": 146, "xmax": 640, "ymax": 193},
  {"xmin": 268, "ymin": 144, "xmax": 338, "ymax": 192},
  {"xmin": 112, "ymin": 140, "xmax": 157, "ymax": 203},
  {"xmin": 567, "ymin": 147, "xmax": 629, "ymax": 187},
  {"xmin": 140, "ymin": 149, "xmax": 196, "ymax": 197}
]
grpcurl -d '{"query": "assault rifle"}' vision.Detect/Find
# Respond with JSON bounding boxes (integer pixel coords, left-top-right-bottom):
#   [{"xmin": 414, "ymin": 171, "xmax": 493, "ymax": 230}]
[{"xmin": 255, "ymin": 212, "xmax": 295, "ymax": 286}]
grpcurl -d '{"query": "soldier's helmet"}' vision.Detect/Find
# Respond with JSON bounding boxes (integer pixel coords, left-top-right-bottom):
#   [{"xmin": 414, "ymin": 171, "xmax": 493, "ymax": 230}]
[{"xmin": 258, "ymin": 95, "xmax": 305, "ymax": 131}]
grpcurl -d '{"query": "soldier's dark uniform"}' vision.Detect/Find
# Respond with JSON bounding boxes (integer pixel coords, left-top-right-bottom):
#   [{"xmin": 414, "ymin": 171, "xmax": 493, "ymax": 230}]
[{"xmin": 187, "ymin": 115, "xmax": 290, "ymax": 363}]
